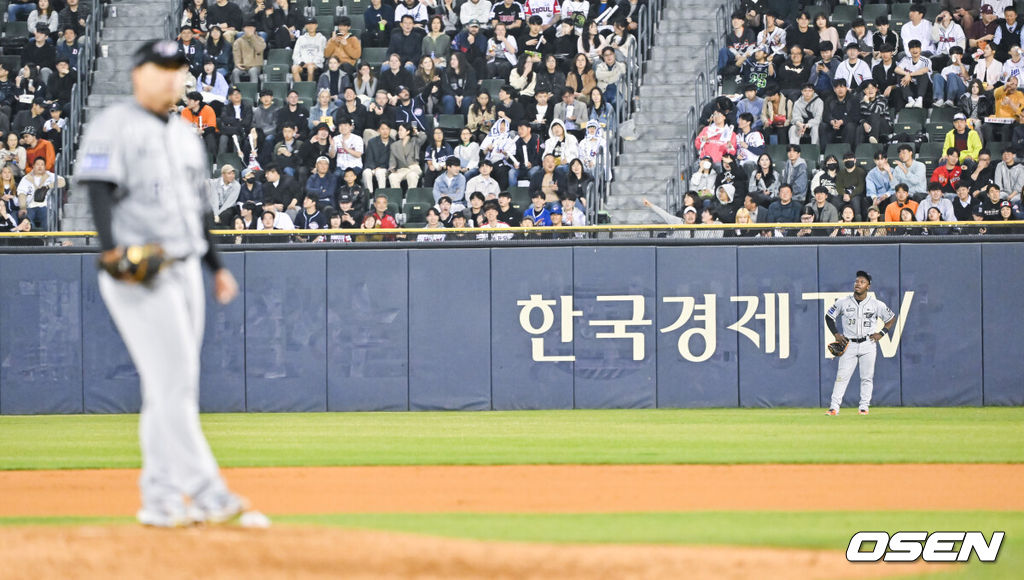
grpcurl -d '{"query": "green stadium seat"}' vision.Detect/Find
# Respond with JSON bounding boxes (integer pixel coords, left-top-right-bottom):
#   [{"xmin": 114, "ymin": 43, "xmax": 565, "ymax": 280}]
[
  {"xmin": 312, "ymin": 0, "xmax": 341, "ymax": 17},
  {"xmin": 266, "ymin": 48, "xmax": 292, "ymax": 65},
  {"xmin": 345, "ymin": 0, "xmax": 368, "ymax": 16},
  {"xmin": 293, "ymin": 81, "xmax": 318, "ymax": 106},
  {"xmin": 830, "ymin": 5, "xmax": 858, "ymax": 26},
  {"xmin": 929, "ymin": 107, "xmax": 955, "ymax": 124},
  {"xmin": 360, "ymin": 46, "xmax": 389, "ymax": 68},
  {"xmin": 263, "ymin": 63, "xmax": 290, "ymax": 83},
  {"xmin": 919, "ymin": 142, "xmax": 946, "ymax": 163},
  {"xmin": 509, "ymin": 187, "xmax": 530, "ymax": 211},
  {"xmin": 234, "ymin": 81, "xmax": 259, "ymax": 104},
  {"xmin": 479, "ymin": 78, "xmax": 504, "ymax": 100},
  {"xmin": 927, "ymin": 121, "xmax": 952, "ymax": 144},
  {"xmin": 373, "ymin": 187, "xmax": 403, "ymax": 209},
  {"xmin": 215, "ymin": 153, "xmax": 244, "ymax": 177},
  {"xmin": 405, "ymin": 187, "xmax": 434, "ymax": 206},
  {"xmin": 863, "ymin": 5, "xmax": 890, "ymax": 29},
  {"xmin": 3, "ymin": 20, "xmax": 28, "ymax": 39},
  {"xmin": 765, "ymin": 144, "xmax": 787, "ymax": 165},
  {"xmin": 824, "ymin": 142, "xmax": 852, "ymax": 160},
  {"xmin": 855, "ymin": 143, "xmax": 885, "ymax": 169},
  {"xmin": 262, "ymin": 81, "xmax": 290, "ymax": 101},
  {"xmin": 798, "ymin": 143, "xmax": 820, "ymax": 169},
  {"xmin": 895, "ymin": 108, "xmax": 926, "ymax": 133},
  {"xmin": 720, "ymin": 75, "xmax": 738, "ymax": 95},
  {"xmin": 437, "ymin": 114, "xmax": 465, "ymax": 141},
  {"xmin": 317, "ymin": 15, "xmax": 335, "ymax": 35}
]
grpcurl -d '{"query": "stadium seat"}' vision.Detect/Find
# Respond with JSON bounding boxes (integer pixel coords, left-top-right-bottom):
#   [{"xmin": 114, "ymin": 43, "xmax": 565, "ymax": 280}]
[
  {"xmin": 885, "ymin": 143, "xmax": 903, "ymax": 161},
  {"xmin": 479, "ymin": 78, "xmax": 504, "ymax": 100},
  {"xmin": 798, "ymin": 143, "xmax": 820, "ymax": 170},
  {"xmin": 863, "ymin": 5, "xmax": 889, "ymax": 29},
  {"xmin": 927, "ymin": 121, "xmax": 952, "ymax": 144},
  {"xmin": 234, "ymin": 81, "xmax": 258, "ymax": 104},
  {"xmin": 374, "ymin": 187, "xmax": 404, "ymax": 209},
  {"xmin": 215, "ymin": 153, "xmax": 244, "ymax": 176},
  {"xmin": 929, "ymin": 107, "xmax": 955, "ymax": 124},
  {"xmin": 266, "ymin": 48, "xmax": 292, "ymax": 65},
  {"xmin": 919, "ymin": 142, "xmax": 945, "ymax": 163},
  {"xmin": 263, "ymin": 63, "xmax": 291, "ymax": 83},
  {"xmin": 923, "ymin": 4, "xmax": 942, "ymax": 22},
  {"xmin": 765, "ymin": 143, "xmax": 787, "ymax": 165},
  {"xmin": 344, "ymin": 0, "xmax": 368, "ymax": 16},
  {"xmin": 263, "ymin": 81, "xmax": 290, "ymax": 101},
  {"xmin": 3, "ymin": 20, "xmax": 28, "ymax": 39},
  {"xmin": 317, "ymin": 15, "xmax": 335, "ymax": 34},
  {"xmin": 405, "ymin": 187, "xmax": 434, "ymax": 206},
  {"xmin": 312, "ymin": 0, "xmax": 341, "ymax": 17},
  {"xmin": 987, "ymin": 140, "xmax": 1008, "ymax": 158},
  {"xmin": 855, "ymin": 143, "xmax": 884, "ymax": 169},
  {"xmin": 509, "ymin": 187, "xmax": 530, "ymax": 211},
  {"xmin": 348, "ymin": 18, "xmax": 365, "ymax": 34},
  {"xmin": 895, "ymin": 108, "xmax": 926, "ymax": 133},
  {"xmin": 824, "ymin": 142, "xmax": 851, "ymax": 160},
  {"xmin": 360, "ymin": 46, "xmax": 388, "ymax": 68},
  {"xmin": 890, "ymin": 3, "xmax": 912, "ymax": 28},
  {"xmin": 403, "ymin": 189, "xmax": 434, "ymax": 222},
  {"xmin": 437, "ymin": 114, "xmax": 465, "ymax": 142},
  {"xmin": 293, "ymin": 81, "xmax": 318, "ymax": 105},
  {"xmin": 720, "ymin": 76, "xmax": 738, "ymax": 95},
  {"xmin": 830, "ymin": 5, "xmax": 858, "ymax": 27}
]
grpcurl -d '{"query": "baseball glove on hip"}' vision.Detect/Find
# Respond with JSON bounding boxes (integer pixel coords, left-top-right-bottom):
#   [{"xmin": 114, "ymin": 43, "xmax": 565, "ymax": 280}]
[
  {"xmin": 98, "ymin": 244, "xmax": 168, "ymax": 283},
  {"xmin": 827, "ymin": 341, "xmax": 848, "ymax": 357}
]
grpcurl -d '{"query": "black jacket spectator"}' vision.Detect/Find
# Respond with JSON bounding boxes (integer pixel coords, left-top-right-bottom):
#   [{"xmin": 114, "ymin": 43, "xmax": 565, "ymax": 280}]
[
  {"xmin": 263, "ymin": 174, "xmax": 300, "ymax": 207},
  {"xmin": 387, "ymin": 29, "xmax": 423, "ymax": 65},
  {"xmin": 441, "ymin": 65, "xmax": 477, "ymax": 99},
  {"xmin": 363, "ymin": 135, "xmax": 392, "ymax": 171},
  {"xmin": 512, "ymin": 133, "xmax": 543, "ymax": 168},
  {"xmin": 820, "ymin": 90, "xmax": 859, "ymax": 144},
  {"xmin": 529, "ymin": 168, "xmax": 566, "ymax": 194},
  {"xmin": 206, "ymin": 1, "xmax": 244, "ymax": 31},
  {"xmin": 775, "ymin": 59, "xmax": 812, "ymax": 94},
  {"xmin": 22, "ymin": 40, "xmax": 56, "ymax": 72},
  {"xmin": 872, "ymin": 59, "xmax": 900, "ymax": 93},
  {"xmin": 785, "ymin": 25, "xmax": 819, "ymax": 55},
  {"xmin": 334, "ymin": 101, "xmax": 368, "ymax": 136},
  {"xmin": 58, "ymin": 2, "xmax": 91, "ymax": 36},
  {"xmin": 379, "ymin": 67, "xmax": 415, "ymax": 97},
  {"xmin": 47, "ymin": 70, "xmax": 75, "ymax": 105},
  {"xmin": 219, "ymin": 99, "xmax": 254, "ymax": 140},
  {"xmin": 365, "ymin": 102, "xmax": 395, "ymax": 132},
  {"xmin": 275, "ymin": 103, "xmax": 311, "ymax": 138},
  {"xmin": 177, "ymin": 39, "xmax": 206, "ymax": 76}
]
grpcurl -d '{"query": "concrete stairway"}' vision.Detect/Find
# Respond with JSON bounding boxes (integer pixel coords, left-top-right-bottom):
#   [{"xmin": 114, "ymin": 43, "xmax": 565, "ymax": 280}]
[
  {"xmin": 62, "ymin": 0, "xmax": 175, "ymax": 233},
  {"xmin": 605, "ymin": 0, "xmax": 722, "ymax": 224}
]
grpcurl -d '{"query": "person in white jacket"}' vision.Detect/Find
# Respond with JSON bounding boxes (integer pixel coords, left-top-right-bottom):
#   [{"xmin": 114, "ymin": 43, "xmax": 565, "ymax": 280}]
[
  {"xmin": 292, "ymin": 18, "xmax": 327, "ymax": 83},
  {"xmin": 543, "ymin": 118, "xmax": 578, "ymax": 177},
  {"xmin": 689, "ymin": 157, "xmax": 718, "ymax": 199},
  {"xmin": 931, "ymin": 10, "xmax": 966, "ymax": 73},
  {"xmin": 460, "ymin": 0, "xmax": 493, "ymax": 30}
]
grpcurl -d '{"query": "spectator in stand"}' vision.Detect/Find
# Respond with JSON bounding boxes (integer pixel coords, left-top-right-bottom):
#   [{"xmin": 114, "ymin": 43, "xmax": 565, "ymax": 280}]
[
  {"xmin": 208, "ymin": 164, "xmax": 240, "ymax": 226},
  {"xmin": 992, "ymin": 5, "xmax": 1021, "ymax": 61},
  {"xmin": 709, "ymin": 183, "xmax": 740, "ymax": 223},
  {"xmin": 529, "ymin": 154, "xmax": 565, "ymax": 202},
  {"xmin": 272, "ymin": 123, "xmax": 304, "ymax": 178},
  {"xmin": 564, "ymin": 158, "xmax": 592, "ymax": 206},
  {"xmin": 451, "ymin": 19, "xmax": 489, "ymax": 79},
  {"xmin": 872, "ymin": 43, "xmax": 901, "ymax": 110},
  {"xmin": 388, "ymin": 122, "xmax": 426, "ymax": 188},
  {"xmin": 814, "ymin": 14, "xmax": 840, "ymax": 58},
  {"xmin": 388, "ymin": 15, "xmax": 423, "ymax": 72},
  {"xmin": 689, "ymin": 156, "xmax": 717, "ymax": 200},
  {"xmin": 542, "ymin": 118, "xmax": 577, "ymax": 178},
  {"xmin": 896, "ymin": 39, "xmax": 932, "ymax": 109},
  {"xmin": 933, "ymin": 46, "xmax": 970, "ymax": 107},
  {"xmin": 262, "ymin": 164, "xmax": 301, "ymax": 217},
  {"xmin": 231, "ymin": 19, "xmax": 264, "ymax": 85},
  {"xmin": 363, "ymin": 0, "xmax": 396, "ymax": 48},
  {"xmin": 931, "ymin": 147, "xmax": 964, "ymax": 193},
  {"xmin": 1003, "ymin": 46, "xmax": 1024, "ymax": 86},
  {"xmin": 834, "ymin": 43, "xmax": 872, "ymax": 92},
  {"xmin": 205, "ymin": 25, "xmax": 233, "ymax": 78},
  {"xmin": 332, "ymin": 117, "xmax": 363, "ymax": 178},
  {"xmin": 968, "ymin": 4, "xmax": 999, "ymax": 53},
  {"xmin": 310, "ymin": 89, "xmax": 339, "ymax": 132},
  {"xmin": 318, "ymin": 58, "xmax": 353, "ymax": 102},
  {"xmin": 748, "ymin": 153, "xmax": 780, "ymax": 207},
  {"xmin": 565, "ymin": 53, "xmax": 595, "ymax": 105},
  {"xmin": 305, "ymin": 156, "xmax": 339, "ymax": 209},
  {"xmin": 854, "ymin": 81, "xmax": 889, "ymax": 148},
  {"xmin": 760, "ymin": 87, "xmax": 789, "ymax": 145},
  {"xmin": 510, "ymin": 55, "xmax": 539, "ymax": 106},
  {"xmin": 433, "ymin": 157, "xmax": 467, "ymax": 207},
  {"xmin": 965, "ymin": 147, "xmax": 997, "ymax": 196},
  {"xmin": 973, "ymin": 41, "xmax": 1002, "ymax": 91},
  {"xmin": 325, "ymin": 16, "xmax": 361, "ymax": 73},
  {"xmin": 811, "ymin": 41, "xmax": 841, "ymax": 95},
  {"xmin": 467, "ymin": 159, "xmax": 501, "ymax": 199},
  {"xmin": 292, "ymin": 18, "xmax": 327, "ymax": 83},
  {"xmin": 757, "ymin": 11, "xmax": 787, "ymax": 65},
  {"xmin": 219, "ymin": 89, "xmax": 254, "ymax": 159},
  {"xmin": 830, "ymin": 204, "xmax": 859, "ymax": 236},
  {"xmin": 13, "ymin": 96, "xmax": 46, "ymax": 138},
  {"xmin": 994, "ymin": 147, "xmax": 1024, "ymax": 200},
  {"xmin": 423, "ymin": 126, "xmax": 452, "ymax": 186},
  {"xmin": 866, "ymin": 150, "xmax": 896, "ymax": 210},
  {"xmin": 958, "ymin": 79, "xmax": 992, "ymax": 129},
  {"xmin": 739, "ymin": 46, "xmax": 771, "ymax": 94},
  {"xmin": 805, "ymin": 185, "xmax": 839, "ymax": 223},
  {"xmin": 361, "ymin": 194, "xmax": 399, "ymax": 236},
  {"xmin": 884, "ymin": 183, "xmax": 918, "ymax": 222},
  {"xmin": 820, "ymin": 79, "xmax": 858, "ymax": 145},
  {"xmin": 362, "ymin": 120, "xmax": 393, "ymax": 191},
  {"xmin": 767, "ymin": 183, "xmax": 800, "ymax": 225},
  {"xmin": 977, "ymin": 182, "xmax": 1005, "ymax": 219},
  {"xmin": 775, "ymin": 45, "xmax": 812, "ymax": 104},
  {"xmin": 695, "ymin": 109, "xmax": 737, "ymax": 165},
  {"xmin": 988, "ymin": 75, "xmax": 1024, "ymax": 142},
  {"xmin": 207, "ymin": 0, "xmax": 244, "ymax": 42},
  {"xmin": 58, "ymin": 0, "xmax": 89, "ymax": 38},
  {"xmin": 835, "ymin": 151, "xmax": 867, "ymax": 220},
  {"xmin": 720, "ymin": 12, "xmax": 756, "ymax": 79},
  {"xmin": 196, "ymin": 58, "xmax": 229, "ymax": 102},
  {"xmin": 789, "ymin": 83, "xmax": 822, "ymax": 145},
  {"xmin": 41, "ymin": 104, "xmax": 64, "ymax": 153},
  {"xmin": 594, "ymin": 48, "xmax": 625, "ymax": 105},
  {"xmin": 1, "ymin": 133, "xmax": 26, "ymax": 178},
  {"xmin": 780, "ymin": 144, "xmax": 808, "ymax": 202},
  {"xmin": 22, "ymin": 24, "xmax": 56, "ymax": 85},
  {"xmin": 252, "ymin": 89, "xmax": 280, "ymax": 155},
  {"xmin": 952, "ymin": 181, "xmax": 976, "ymax": 222},
  {"xmin": 842, "ymin": 18, "xmax": 874, "ymax": 62},
  {"xmin": 510, "ymin": 122, "xmax": 542, "ymax": 185},
  {"xmin": 872, "ymin": 16, "xmax": 899, "ymax": 57},
  {"xmin": 181, "ymin": 91, "xmax": 219, "ymax": 164},
  {"xmin": 28, "ymin": 0, "xmax": 58, "ymax": 39},
  {"xmin": 46, "ymin": 58, "xmax": 75, "ymax": 109},
  {"xmin": 7, "ymin": 0, "xmax": 36, "ymax": 26},
  {"xmin": 736, "ymin": 84, "xmax": 764, "ymax": 132},
  {"xmin": 902, "ymin": 4, "xmax": 935, "ymax": 56},
  {"xmin": 467, "ymin": 91, "xmax": 496, "ymax": 140},
  {"xmin": 486, "ymin": 22, "xmax": 519, "ymax": 81},
  {"xmin": 177, "ymin": 26, "xmax": 206, "ymax": 77},
  {"xmin": 916, "ymin": 181, "xmax": 958, "ymax": 221},
  {"xmin": 276, "ymin": 90, "xmax": 311, "ymax": 140},
  {"xmin": 239, "ymin": 169, "xmax": 263, "ymax": 207},
  {"xmin": 495, "ymin": 85, "xmax": 525, "ymax": 129},
  {"xmin": 735, "ymin": 112, "xmax": 765, "ymax": 169},
  {"xmin": 440, "ymin": 52, "xmax": 477, "ymax": 115},
  {"xmin": 786, "ymin": 11, "xmax": 819, "ymax": 58},
  {"xmin": 55, "ymin": 26, "xmax": 81, "ymax": 71},
  {"xmin": 16, "ymin": 155, "xmax": 63, "ymax": 231},
  {"xmin": 931, "ymin": 9, "xmax": 966, "ymax": 73},
  {"xmin": 892, "ymin": 144, "xmax": 928, "ymax": 199}
]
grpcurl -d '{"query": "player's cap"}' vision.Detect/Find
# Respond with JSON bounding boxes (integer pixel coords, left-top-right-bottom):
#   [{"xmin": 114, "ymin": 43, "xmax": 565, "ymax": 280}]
[
  {"xmin": 20, "ymin": 125, "xmax": 36, "ymax": 136},
  {"xmin": 315, "ymin": 156, "xmax": 330, "ymax": 164},
  {"xmin": 953, "ymin": 113, "xmax": 967, "ymax": 121},
  {"xmin": 133, "ymin": 39, "xmax": 190, "ymax": 69},
  {"xmin": 1000, "ymin": 200, "xmax": 1012, "ymax": 208},
  {"xmin": 220, "ymin": 164, "xmax": 236, "ymax": 174},
  {"xmin": 981, "ymin": 5, "xmax": 995, "ymax": 14},
  {"xmin": 337, "ymin": 192, "xmax": 355, "ymax": 203},
  {"xmin": 855, "ymin": 270, "xmax": 872, "ymax": 284},
  {"xmin": 547, "ymin": 202, "xmax": 563, "ymax": 215},
  {"xmin": 305, "ymin": 16, "xmax": 318, "ymax": 25}
]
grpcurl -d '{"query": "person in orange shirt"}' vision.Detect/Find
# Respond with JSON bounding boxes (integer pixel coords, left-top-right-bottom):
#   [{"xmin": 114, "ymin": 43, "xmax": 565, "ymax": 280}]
[
  {"xmin": 21, "ymin": 126, "xmax": 55, "ymax": 172},
  {"xmin": 180, "ymin": 91, "xmax": 218, "ymax": 164},
  {"xmin": 986, "ymin": 76, "xmax": 1024, "ymax": 142},
  {"xmin": 884, "ymin": 183, "xmax": 918, "ymax": 222},
  {"xmin": 324, "ymin": 16, "xmax": 361, "ymax": 72}
]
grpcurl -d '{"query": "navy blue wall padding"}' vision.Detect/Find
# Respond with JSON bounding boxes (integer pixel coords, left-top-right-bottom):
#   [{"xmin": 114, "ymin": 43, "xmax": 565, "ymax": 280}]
[
  {"xmin": 571, "ymin": 247, "xmax": 657, "ymax": 409},
  {"xmin": 655, "ymin": 246, "xmax": 740, "ymax": 408},
  {"xmin": 244, "ymin": 251, "xmax": 328, "ymax": 412},
  {"xmin": 982, "ymin": 244, "xmax": 1024, "ymax": 405},
  {"xmin": 0, "ymin": 254, "xmax": 83, "ymax": 414},
  {"xmin": 736, "ymin": 246, "xmax": 821, "ymax": 407},
  {"xmin": 816, "ymin": 245, "xmax": 903, "ymax": 408},
  {"xmin": 199, "ymin": 252, "xmax": 247, "ymax": 412},
  {"xmin": 491, "ymin": 247, "xmax": 575, "ymax": 410},
  {"xmin": 408, "ymin": 249, "xmax": 491, "ymax": 410},
  {"xmin": 81, "ymin": 261, "xmax": 141, "ymax": 413},
  {"xmin": 900, "ymin": 244, "xmax": 983, "ymax": 406},
  {"xmin": 326, "ymin": 250, "xmax": 410, "ymax": 411}
]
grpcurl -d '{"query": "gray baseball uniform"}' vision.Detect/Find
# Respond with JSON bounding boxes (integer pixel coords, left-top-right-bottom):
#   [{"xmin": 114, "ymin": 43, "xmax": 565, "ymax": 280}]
[
  {"xmin": 825, "ymin": 294, "xmax": 895, "ymax": 412},
  {"xmin": 74, "ymin": 102, "xmax": 237, "ymax": 525}
]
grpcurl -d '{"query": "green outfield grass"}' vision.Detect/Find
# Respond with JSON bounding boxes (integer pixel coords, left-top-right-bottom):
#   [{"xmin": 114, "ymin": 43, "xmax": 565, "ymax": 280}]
[
  {"xmin": 3, "ymin": 511, "xmax": 1019, "ymax": 579},
  {"xmin": 2, "ymin": 408, "xmax": 1023, "ymax": 470}
]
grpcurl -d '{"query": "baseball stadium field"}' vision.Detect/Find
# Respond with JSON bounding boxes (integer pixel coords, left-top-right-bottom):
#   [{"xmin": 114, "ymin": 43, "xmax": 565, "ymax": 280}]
[{"xmin": 1, "ymin": 407, "xmax": 1022, "ymax": 579}]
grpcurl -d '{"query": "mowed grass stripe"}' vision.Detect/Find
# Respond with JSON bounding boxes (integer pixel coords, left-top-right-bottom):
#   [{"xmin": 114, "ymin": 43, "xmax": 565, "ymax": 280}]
[{"xmin": 1, "ymin": 408, "xmax": 1022, "ymax": 470}]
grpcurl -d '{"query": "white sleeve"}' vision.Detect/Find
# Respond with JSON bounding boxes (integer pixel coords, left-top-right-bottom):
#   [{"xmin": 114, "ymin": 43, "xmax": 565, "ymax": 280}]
[
  {"xmin": 73, "ymin": 110, "xmax": 127, "ymax": 187},
  {"xmin": 878, "ymin": 300, "xmax": 895, "ymax": 323}
]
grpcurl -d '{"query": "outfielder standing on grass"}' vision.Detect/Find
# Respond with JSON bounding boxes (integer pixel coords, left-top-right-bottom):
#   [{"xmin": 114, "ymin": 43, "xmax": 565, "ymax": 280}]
[
  {"xmin": 825, "ymin": 271, "xmax": 897, "ymax": 416},
  {"xmin": 74, "ymin": 40, "xmax": 264, "ymax": 527}
]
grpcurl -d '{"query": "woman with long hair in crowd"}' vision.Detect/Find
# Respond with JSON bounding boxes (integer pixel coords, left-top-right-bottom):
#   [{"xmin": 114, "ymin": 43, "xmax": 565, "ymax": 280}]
[
  {"xmin": 423, "ymin": 126, "xmax": 453, "ymax": 186},
  {"xmin": 830, "ymin": 205, "xmax": 858, "ymax": 237},
  {"xmin": 354, "ymin": 63, "xmax": 378, "ymax": 105},
  {"xmin": 205, "ymin": 25, "xmax": 233, "ymax": 78},
  {"xmin": 510, "ymin": 56, "xmax": 538, "ymax": 106},
  {"xmin": 566, "ymin": 53, "xmax": 596, "ymax": 105},
  {"xmin": 414, "ymin": 55, "xmax": 443, "ymax": 115},
  {"xmin": 748, "ymin": 153, "xmax": 779, "ymax": 207},
  {"xmin": 467, "ymin": 91, "xmax": 496, "ymax": 141}
]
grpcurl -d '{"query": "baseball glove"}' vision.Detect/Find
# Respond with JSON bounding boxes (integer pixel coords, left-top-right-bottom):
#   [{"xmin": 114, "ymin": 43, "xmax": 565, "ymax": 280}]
[
  {"xmin": 98, "ymin": 244, "xmax": 168, "ymax": 283},
  {"xmin": 827, "ymin": 340, "xmax": 848, "ymax": 357}
]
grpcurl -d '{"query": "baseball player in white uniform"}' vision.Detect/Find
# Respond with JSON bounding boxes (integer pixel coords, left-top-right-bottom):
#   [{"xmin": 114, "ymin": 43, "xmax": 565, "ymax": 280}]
[
  {"xmin": 74, "ymin": 40, "xmax": 262, "ymax": 527},
  {"xmin": 825, "ymin": 271, "xmax": 897, "ymax": 416}
]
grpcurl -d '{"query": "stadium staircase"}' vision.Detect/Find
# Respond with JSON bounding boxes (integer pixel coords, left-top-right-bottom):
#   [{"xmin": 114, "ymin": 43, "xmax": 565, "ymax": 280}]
[
  {"xmin": 604, "ymin": 0, "xmax": 722, "ymax": 224},
  {"xmin": 62, "ymin": 0, "xmax": 177, "ymax": 233}
]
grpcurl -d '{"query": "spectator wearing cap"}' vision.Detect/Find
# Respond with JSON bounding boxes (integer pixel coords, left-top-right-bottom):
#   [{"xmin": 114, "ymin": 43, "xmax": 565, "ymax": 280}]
[
  {"xmin": 231, "ymin": 19, "xmax": 265, "ymax": 85},
  {"xmin": 451, "ymin": 19, "xmax": 489, "ymax": 80},
  {"xmin": 387, "ymin": 15, "xmax": 423, "ymax": 72},
  {"xmin": 276, "ymin": 90, "xmax": 311, "ymax": 140},
  {"xmin": 327, "ymin": 16, "xmax": 364, "ymax": 72},
  {"xmin": 866, "ymin": 151, "xmax": 896, "ymax": 209},
  {"xmin": 994, "ymin": 147, "xmax": 1024, "ymax": 201},
  {"xmin": 835, "ymin": 43, "xmax": 872, "ymax": 92},
  {"xmin": 306, "ymin": 156, "xmax": 339, "ymax": 209},
  {"xmin": 206, "ymin": 0, "xmax": 244, "ymax": 43},
  {"xmin": 181, "ymin": 91, "xmax": 219, "ymax": 164},
  {"xmin": 293, "ymin": 18, "xmax": 327, "ymax": 83},
  {"xmin": 931, "ymin": 147, "xmax": 965, "ymax": 194},
  {"xmin": 294, "ymin": 192, "xmax": 329, "ymax": 235},
  {"xmin": 393, "ymin": 84, "xmax": 428, "ymax": 132},
  {"xmin": 739, "ymin": 46, "xmax": 771, "ymax": 94},
  {"xmin": 337, "ymin": 166, "xmax": 367, "ymax": 210},
  {"xmin": 944, "ymin": 113, "xmax": 983, "ymax": 168},
  {"xmin": 835, "ymin": 151, "xmax": 867, "ymax": 220},
  {"xmin": 238, "ymin": 169, "xmax": 263, "ymax": 206},
  {"xmin": 916, "ymin": 181, "xmax": 958, "ymax": 220},
  {"xmin": 932, "ymin": 46, "xmax": 970, "ymax": 107},
  {"xmin": 901, "ymin": 4, "xmax": 935, "ymax": 56},
  {"xmin": 22, "ymin": 24, "xmax": 56, "ymax": 85},
  {"xmin": 895, "ymin": 39, "xmax": 933, "ymax": 109},
  {"xmin": 208, "ymin": 164, "xmax": 241, "ymax": 226},
  {"xmin": 857, "ymin": 80, "xmax": 891, "ymax": 146},
  {"xmin": 335, "ymin": 186, "xmax": 364, "ymax": 228},
  {"xmin": 992, "ymin": 4, "xmax": 1021, "ymax": 61},
  {"xmin": 46, "ymin": 58, "xmax": 74, "ymax": 108},
  {"xmin": 892, "ymin": 144, "xmax": 928, "ymax": 199},
  {"xmin": 176, "ymin": 26, "xmax": 206, "ymax": 77},
  {"xmin": 362, "ymin": 120, "xmax": 393, "ymax": 191},
  {"xmin": 40, "ymin": 103, "xmax": 64, "ymax": 152},
  {"xmin": 719, "ymin": 12, "xmax": 756, "ymax": 78},
  {"xmin": 218, "ymin": 88, "xmax": 253, "ymax": 157},
  {"xmin": 820, "ymin": 79, "xmax": 858, "ymax": 145},
  {"xmin": 433, "ymin": 157, "xmax": 467, "ymax": 207},
  {"xmin": 871, "ymin": 43, "xmax": 900, "ymax": 108},
  {"xmin": 252, "ymin": 89, "xmax": 281, "ymax": 155},
  {"xmin": 968, "ymin": 4, "xmax": 1000, "ymax": 52}
]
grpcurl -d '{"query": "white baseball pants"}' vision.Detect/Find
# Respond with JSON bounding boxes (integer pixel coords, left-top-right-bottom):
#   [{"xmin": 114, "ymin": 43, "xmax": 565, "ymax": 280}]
[
  {"xmin": 99, "ymin": 257, "xmax": 229, "ymax": 511},
  {"xmin": 829, "ymin": 339, "xmax": 877, "ymax": 411}
]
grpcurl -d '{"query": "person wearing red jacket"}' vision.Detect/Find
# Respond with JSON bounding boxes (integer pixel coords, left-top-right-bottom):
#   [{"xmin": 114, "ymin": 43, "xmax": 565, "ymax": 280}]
[
  {"xmin": 694, "ymin": 109, "xmax": 737, "ymax": 165},
  {"xmin": 930, "ymin": 147, "xmax": 964, "ymax": 193}
]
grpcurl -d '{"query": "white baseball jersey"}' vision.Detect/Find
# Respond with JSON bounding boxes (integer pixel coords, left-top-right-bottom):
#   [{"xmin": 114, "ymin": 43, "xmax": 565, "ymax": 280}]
[
  {"xmin": 523, "ymin": 0, "xmax": 560, "ymax": 25},
  {"xmin": 827, "ymin": 294, "xmax": 895, "ymax": 340}
]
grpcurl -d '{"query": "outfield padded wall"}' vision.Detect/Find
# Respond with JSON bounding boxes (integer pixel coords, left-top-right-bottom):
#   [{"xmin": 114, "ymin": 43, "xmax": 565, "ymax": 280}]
[{"xmin": 0, "ymin": 243, "xmax": 1021, "ymax": 414}]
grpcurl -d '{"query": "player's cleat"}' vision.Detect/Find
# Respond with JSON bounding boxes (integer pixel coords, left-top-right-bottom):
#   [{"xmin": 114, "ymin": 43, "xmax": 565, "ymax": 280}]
[
  {"xmin": 194, "ymin": 492, "xmax": 250, "ymax": 525},
  {"xmin": 137, "ymin": 503, "xmax": 199, "ymax": 528},
  {"xmin": 859, "ymin": 408, "xmax": 869, "ymax": 415},
  {"xmin": 825, "ymin": 408, "xmax": 838, "ymax": 416}
]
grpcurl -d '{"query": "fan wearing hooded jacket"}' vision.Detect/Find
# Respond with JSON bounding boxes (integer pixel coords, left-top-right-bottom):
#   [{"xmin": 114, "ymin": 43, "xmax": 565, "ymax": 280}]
[
  {"xmin": 481, "ymin": 117, "xmax": 517, "ymax": 187},
  {"xmin": 543, "ymin": 118, "xmax": 579, "ymax": 177}
]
